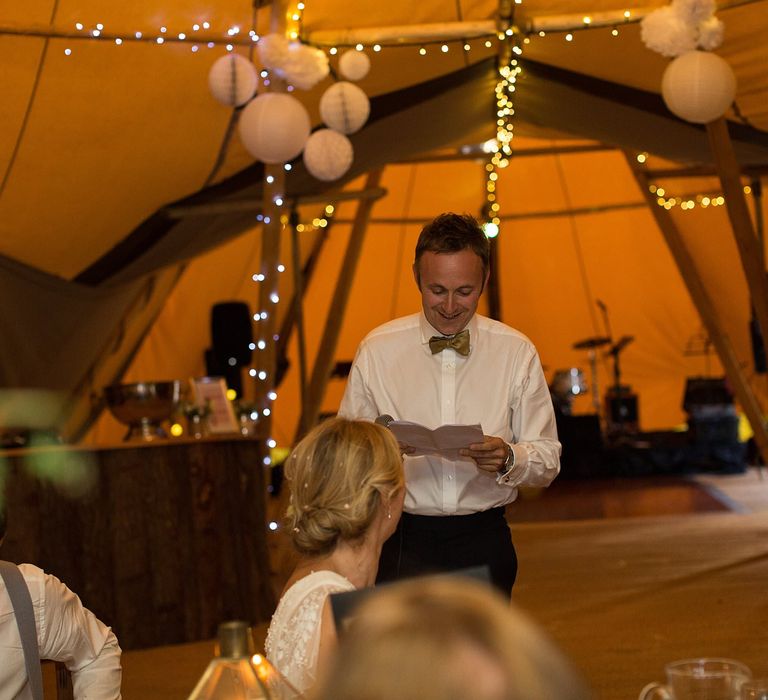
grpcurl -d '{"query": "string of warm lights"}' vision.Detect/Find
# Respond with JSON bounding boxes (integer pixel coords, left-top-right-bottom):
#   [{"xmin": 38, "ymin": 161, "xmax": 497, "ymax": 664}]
[
  {"xmin": 634, "ymin": 153, "xmax": 753, "ymax": 211},
  {"xmin": 647, "ymin": 184, "xmax": 755, "ymax": 211},
  {"xmin": 479, "ymin": 25, "xmax": 524, "ymax": 240},
  {"xmin": 0, "ymin": 6, "xmax": 649, "ymax": 59}
]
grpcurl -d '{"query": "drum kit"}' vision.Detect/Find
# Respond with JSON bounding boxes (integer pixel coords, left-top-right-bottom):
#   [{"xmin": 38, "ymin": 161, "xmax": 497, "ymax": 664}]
[{"xmin": 551, "ymin": 333, "xmax": 636, "ymax": 431}]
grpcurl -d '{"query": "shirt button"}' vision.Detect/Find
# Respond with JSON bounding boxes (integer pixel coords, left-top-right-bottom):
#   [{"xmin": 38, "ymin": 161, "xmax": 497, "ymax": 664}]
[{"xmin": 448, "ymin": 475, "xmax": 454, "ymax": 481}]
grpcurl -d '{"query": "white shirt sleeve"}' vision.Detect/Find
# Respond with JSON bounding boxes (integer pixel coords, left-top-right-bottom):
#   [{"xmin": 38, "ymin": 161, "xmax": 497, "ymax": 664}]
[
  {"xmin": 498, "ymin": 343, "xmax": 561, "ymax": 488},
  {"xmin": 338, "ymin": 344, "xmax": 378, "ymax": 421},
  {"xmin": 25, "ymin": 564, "xmax": 122, "ymax": 699}
]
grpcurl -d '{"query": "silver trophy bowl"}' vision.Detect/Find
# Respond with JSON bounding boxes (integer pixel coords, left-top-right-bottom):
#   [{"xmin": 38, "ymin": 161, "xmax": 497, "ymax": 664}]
[{"xmin": 104, "ymin": 380, "xmax": 186, "ymax": 441}]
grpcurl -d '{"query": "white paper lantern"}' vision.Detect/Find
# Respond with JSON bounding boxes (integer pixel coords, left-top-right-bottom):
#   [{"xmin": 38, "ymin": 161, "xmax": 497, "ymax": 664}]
[
  {"xmin": 338, "ymin": 50, "xmax": 370, "ymax": 81},
  {"xmin": 319, "ymin": 82, "xmax": 370, "ymax": 135},
  {"xmin": 303, "ymin": 129, "xmax": 354, "ymax": 181},
  {"xmin": 238, "ymin": 93, "xmax": 311, "ymax": 164},
  {"xmin": 661, "ymin": 50, "xmax": 736, "ymax": 124},
  {"xmin": 208, "ymin": 54, "xmax": 258, "ymax": 107}
]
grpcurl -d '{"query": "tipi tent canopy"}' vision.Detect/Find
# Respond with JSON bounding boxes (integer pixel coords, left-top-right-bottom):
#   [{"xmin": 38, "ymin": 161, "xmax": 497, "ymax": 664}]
[{"xmin": 1, "ymin": 0, "xmax": 767, "ymax": 451}]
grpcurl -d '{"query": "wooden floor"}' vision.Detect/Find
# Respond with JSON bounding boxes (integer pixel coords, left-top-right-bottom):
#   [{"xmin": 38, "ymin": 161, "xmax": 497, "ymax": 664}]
[{"xmin": 49, "ymin": 467, "xmax": 768, "ymax": 699}]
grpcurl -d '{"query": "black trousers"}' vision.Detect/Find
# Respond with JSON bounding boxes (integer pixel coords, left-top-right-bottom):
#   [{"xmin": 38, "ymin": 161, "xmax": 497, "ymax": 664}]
[{"xmin": 377, "ymin": 507, "xmax": 518, "ymax": 596}]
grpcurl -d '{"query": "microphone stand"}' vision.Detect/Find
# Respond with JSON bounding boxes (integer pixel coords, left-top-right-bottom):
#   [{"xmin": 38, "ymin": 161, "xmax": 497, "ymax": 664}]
[{"xmin": 595, "ymin": 300, "xmax": 613, "ymax": 414}]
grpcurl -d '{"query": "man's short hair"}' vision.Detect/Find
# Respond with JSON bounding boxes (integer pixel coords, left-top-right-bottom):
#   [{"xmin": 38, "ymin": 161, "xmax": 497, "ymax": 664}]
[
  {"xmin": 0, "ymin": 508, "xmax": 6, "ymax": 541},
  {"xmin": 414, "ymin": 213, "xmax": 490, "ymax": 284}
]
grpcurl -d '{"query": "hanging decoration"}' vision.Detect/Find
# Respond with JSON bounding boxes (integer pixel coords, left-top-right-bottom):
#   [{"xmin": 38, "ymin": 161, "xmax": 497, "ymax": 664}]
[
  {"xmin": 338, "ymin": 49, "xmax": 370, "ymax": 80},
  {"xmin": 238, "ymin": 93, "xmax": 311, "ymax": 164},
  {"xmin": 641, "ymin": 0, "xmax": 735, "ymax": 124},
  {"xmin": 303, "ymin": 129, "xmax": 354, "ymax": 181},
  {"xmin": 207, "ymin": 26, "xmax": 370, "ymax": 181},
  {"xmin": 319, "ymin": 82, "xmax": 370, "ymax": 134},
  {"xmin": 257, "ymin": 32, "xmax": 329, "ymax": 90},
  {"xmin": 660, "ymin": 50, "xmax": 736, "ymax": 124},
  {"xmin": 207, "ymin": 53, "xmax": 258, "ymax": 106}
]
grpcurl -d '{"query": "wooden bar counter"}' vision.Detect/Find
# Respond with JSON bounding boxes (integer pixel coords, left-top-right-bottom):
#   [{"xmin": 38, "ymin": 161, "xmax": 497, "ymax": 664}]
[{"xmin": 1, "ymin": 436, "xmax": 275, "ymax": 650}]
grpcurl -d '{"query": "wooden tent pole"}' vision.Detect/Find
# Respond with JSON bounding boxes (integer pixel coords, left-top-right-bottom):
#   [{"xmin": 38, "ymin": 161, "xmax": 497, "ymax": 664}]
[
  {"xmin": 296, "ymin": 168, "xmax": 384, "ymax": 440},
  {"xmin": 254, "ymin": 1, "xmax": 288, "ymax": 437},
  {"xmin": 625, "ymin": 152, "xmax": 768, "ymax": 463},
  {"xmin": 289, "ymin": 213, "xmax": 308, "ymax": 408},
  {"xmin": 706, "ymin": 117, "xmax": 768, "ymax": 363}
]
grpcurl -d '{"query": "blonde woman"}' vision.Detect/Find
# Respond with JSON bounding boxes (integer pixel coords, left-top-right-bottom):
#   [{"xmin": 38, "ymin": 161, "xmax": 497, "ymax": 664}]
[
  {"xmin": 265, "ymin": 417, "xmax": 404, "ymax": 694},
  {"xmin": 314, "ymin": 576, "xmax": 593, "ymax": 700}
]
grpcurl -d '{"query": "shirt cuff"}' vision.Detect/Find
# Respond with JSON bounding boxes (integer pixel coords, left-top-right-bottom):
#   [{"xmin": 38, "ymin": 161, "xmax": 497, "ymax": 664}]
[{"xmin": 496, "ymin": 443, "xmax": 524, "ymax": 486}]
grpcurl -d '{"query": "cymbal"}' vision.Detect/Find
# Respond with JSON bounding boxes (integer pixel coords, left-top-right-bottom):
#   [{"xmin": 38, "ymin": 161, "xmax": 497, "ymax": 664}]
[{"xmin": 573, "ymin": 336, "xmax": 612, "ymax": 350}]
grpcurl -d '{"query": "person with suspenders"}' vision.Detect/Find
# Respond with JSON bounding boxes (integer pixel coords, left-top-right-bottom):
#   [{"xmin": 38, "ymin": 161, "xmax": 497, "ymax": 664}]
[{"xmin": 0, "ymin": 510, "xmax": 122, "ymax": 699}]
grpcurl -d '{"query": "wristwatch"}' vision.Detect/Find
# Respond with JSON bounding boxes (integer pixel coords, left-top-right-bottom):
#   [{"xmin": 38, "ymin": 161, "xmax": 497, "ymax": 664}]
[{"xmin": 498, "ymin": 443, "xmax": 515, "ymax": 477}]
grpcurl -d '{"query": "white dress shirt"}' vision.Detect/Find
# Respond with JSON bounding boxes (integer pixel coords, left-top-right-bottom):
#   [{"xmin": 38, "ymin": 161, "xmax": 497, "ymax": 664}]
[
  {"xmin": 0, "ymin": 563, "xmax": 122, "ymax": 699},
  {"xmin": 339, "ymin": 312, "xmax": 560, "ymax": 516}
]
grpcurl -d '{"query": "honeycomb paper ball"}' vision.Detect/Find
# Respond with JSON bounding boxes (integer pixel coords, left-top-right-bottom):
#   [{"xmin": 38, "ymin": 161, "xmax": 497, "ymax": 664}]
[
  {"xmin": 238, "ymin": 93, "xmax": 311, "ymax": 164},
  {"xmin": 208, "ymin": 54, "xmax": 258, "ymax": 107},
  {"xmin": 338, "ymin": 50, "xmax": 371, "ymax": 81},
  {"xmin": 303, "ymin": 129, "xmax": 354, "ymax": 181},
  {"xmin": 661, "ymin": 50, "xmax": 736, "ymax": 124},
  {"xmin": 319, "ymin": 82, "xmax": 370, "ymax": 134}
]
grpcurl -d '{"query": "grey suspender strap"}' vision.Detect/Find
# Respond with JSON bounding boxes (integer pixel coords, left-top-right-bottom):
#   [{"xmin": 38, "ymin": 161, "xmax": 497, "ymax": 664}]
[{"xmin": 0, "ymin": 560, "xmax": 44, "ymax": 700}]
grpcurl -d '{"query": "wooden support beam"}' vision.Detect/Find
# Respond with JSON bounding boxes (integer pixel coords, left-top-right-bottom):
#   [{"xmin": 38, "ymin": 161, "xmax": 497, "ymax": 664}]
[
  {"xmin": 165, "ymin": 186, "xmax": 387, "ymax": 219},
  {"xmin": 253, "ymin": 0, "xmax": 289, "ymax": 435},
  {"xmin": 644, "ymin": 165, "xmax": 768, "ymax": 180},
  {"xmin": 290, "ymin": 216, "xmax": 308, "ymax": 408},
  {"xmin": 395, "ymin": 144, "xmax": 616, "ymax": 165},
  {"xmin": 625, "ymin": 151, "xmax": 768, "ymax": 463},
  {"xmin": 307, "ymin": 20, "xmax": 495, "ymax": 46},
  {"xmin": 706, "ymin": 117, "xmax": 768, "ymax": 359},
  {"xmin": 487, "ymin": 236, "xmax": 501, "ymax": 321},
  {"xmin": 296, "ymin": 168, "xmax": 384, "ymax": 440}
]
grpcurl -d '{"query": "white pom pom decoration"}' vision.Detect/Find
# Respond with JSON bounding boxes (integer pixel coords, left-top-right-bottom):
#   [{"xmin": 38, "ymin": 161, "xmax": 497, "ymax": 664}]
[
  {"xmin": 672, "ymin": 0, "xmax": 716, "ymax": 27},
  {"xmin": 338, "ymin": 50, "xmax": 371, "ymax": 81},
  {"xmin": 319, "ymin": 82, "xmax": 370, "ymax": 134},
  {"xmin": 280, "ymin": 43, "xmax": 330, "ymax": 90},
  {"xmin": 208, "ymin": 54, "xmax": 258, "ymax": 107},
  {"xmin": 697, "ymin": 16, "xmax": 725, "ymax": 50},
  {"xmin": 641, "ymin": 6, "xmax": 696, "ymax": 57},
  {"xmin": 303, "ymin": 129, "xmax": 354, "ymax": 181},
  {"xmin": 257, "ymin": 33, "xmax": 291, "ymax": 70},
  {"xmin": 641, "ymin": 0, "xmax": 723, "ymax": 57},
  {"xmin": 238, "ymin": 93, "xmax": 311, "ymax": 163},
  {"xmin": 661, "ymin": 50, "xmax": 736, "ymax": 123}
]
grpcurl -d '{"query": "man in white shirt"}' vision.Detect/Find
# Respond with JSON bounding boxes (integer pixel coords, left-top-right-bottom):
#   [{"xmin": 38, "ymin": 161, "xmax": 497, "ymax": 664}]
[
  {"xmin": 338, "ymin": 213, "xmax": 560, "ymax": 594},
  {"xmin": 0, "ymin": 511, "xmax": 123, "ymax": 698}
]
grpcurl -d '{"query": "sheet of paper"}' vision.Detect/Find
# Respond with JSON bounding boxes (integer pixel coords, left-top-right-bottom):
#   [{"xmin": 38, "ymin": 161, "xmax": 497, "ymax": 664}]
[{"xmin": 388, "ymin": 421, "xmax": 484, "ymax": 460}]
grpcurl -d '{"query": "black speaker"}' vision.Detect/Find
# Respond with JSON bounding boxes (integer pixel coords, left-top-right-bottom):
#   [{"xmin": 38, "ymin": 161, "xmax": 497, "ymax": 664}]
[
  {"xmin": 204, "ymin": 347, "xmax": 243, "ymax": 399},
  {"xmin": 682, "ymin": 377, "xmax": 733, "ymax": 416},
  {"xmin": 211, "ymin": 302, "xmax": 253, "ymax": 367}
]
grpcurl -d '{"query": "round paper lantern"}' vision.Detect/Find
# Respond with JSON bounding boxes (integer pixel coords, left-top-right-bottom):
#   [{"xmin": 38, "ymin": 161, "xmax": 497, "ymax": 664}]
[
  {"xmin": 661, "ymin": 50, "xmax": 736, "ymax": 124},
  {"xmin": 338, "ymin": 50, "xmax": 370, "ymax": 81},
  {"xmin": 303, "ymin": 129, "xmax": 354, "ymax": 181},
  {"xmin": 238, "ymin": 93, "xmax": 311, "ymax": 164},
  {"xmin": 208, "ymin": 54, "xmax": 258, "ymax": 107},
  {"xmin": 319, "ymin": 82, "xmax": 370, "ymax": 134}
]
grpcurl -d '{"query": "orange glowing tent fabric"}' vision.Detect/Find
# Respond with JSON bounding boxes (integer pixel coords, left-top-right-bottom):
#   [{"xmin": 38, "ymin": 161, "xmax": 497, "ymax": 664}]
[{"xmin": 0, "ymin": 0, "xmax": 767, "ymax": 447}]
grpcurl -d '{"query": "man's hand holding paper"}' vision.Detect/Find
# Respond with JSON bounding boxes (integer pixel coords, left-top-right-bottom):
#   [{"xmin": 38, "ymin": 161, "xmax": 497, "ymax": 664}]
[
  {"xmin": 460, "ymin": 435, "xmax": 510, "ymax": 473},
  {"xmin": 387, "ymin": 421, "xmax": 484, "ymax": 461}
]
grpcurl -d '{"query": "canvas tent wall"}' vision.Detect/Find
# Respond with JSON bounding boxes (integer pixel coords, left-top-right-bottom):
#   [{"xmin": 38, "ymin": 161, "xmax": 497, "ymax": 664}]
[{"xmin": 0, "ymin": 0, "xmax": 767, "ymax": 449}]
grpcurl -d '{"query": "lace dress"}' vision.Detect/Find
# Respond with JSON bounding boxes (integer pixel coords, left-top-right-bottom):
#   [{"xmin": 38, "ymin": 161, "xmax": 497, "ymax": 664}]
[{"xmin": 265, "ymin": 570, "xmax": 354, "ymax": 694}]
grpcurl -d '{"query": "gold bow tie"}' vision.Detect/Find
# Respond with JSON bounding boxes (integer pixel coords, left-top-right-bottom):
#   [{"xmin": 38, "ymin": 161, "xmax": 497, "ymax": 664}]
[{"xmin": 429, "ymin": 329, "xmax": 470, "ymax": 356}]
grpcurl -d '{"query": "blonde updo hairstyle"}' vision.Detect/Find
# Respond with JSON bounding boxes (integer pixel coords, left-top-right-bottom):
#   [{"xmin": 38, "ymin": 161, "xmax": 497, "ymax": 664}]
[{"xmin": 285, "ymin": 417, "xmax": 404, "ymax": 556}]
